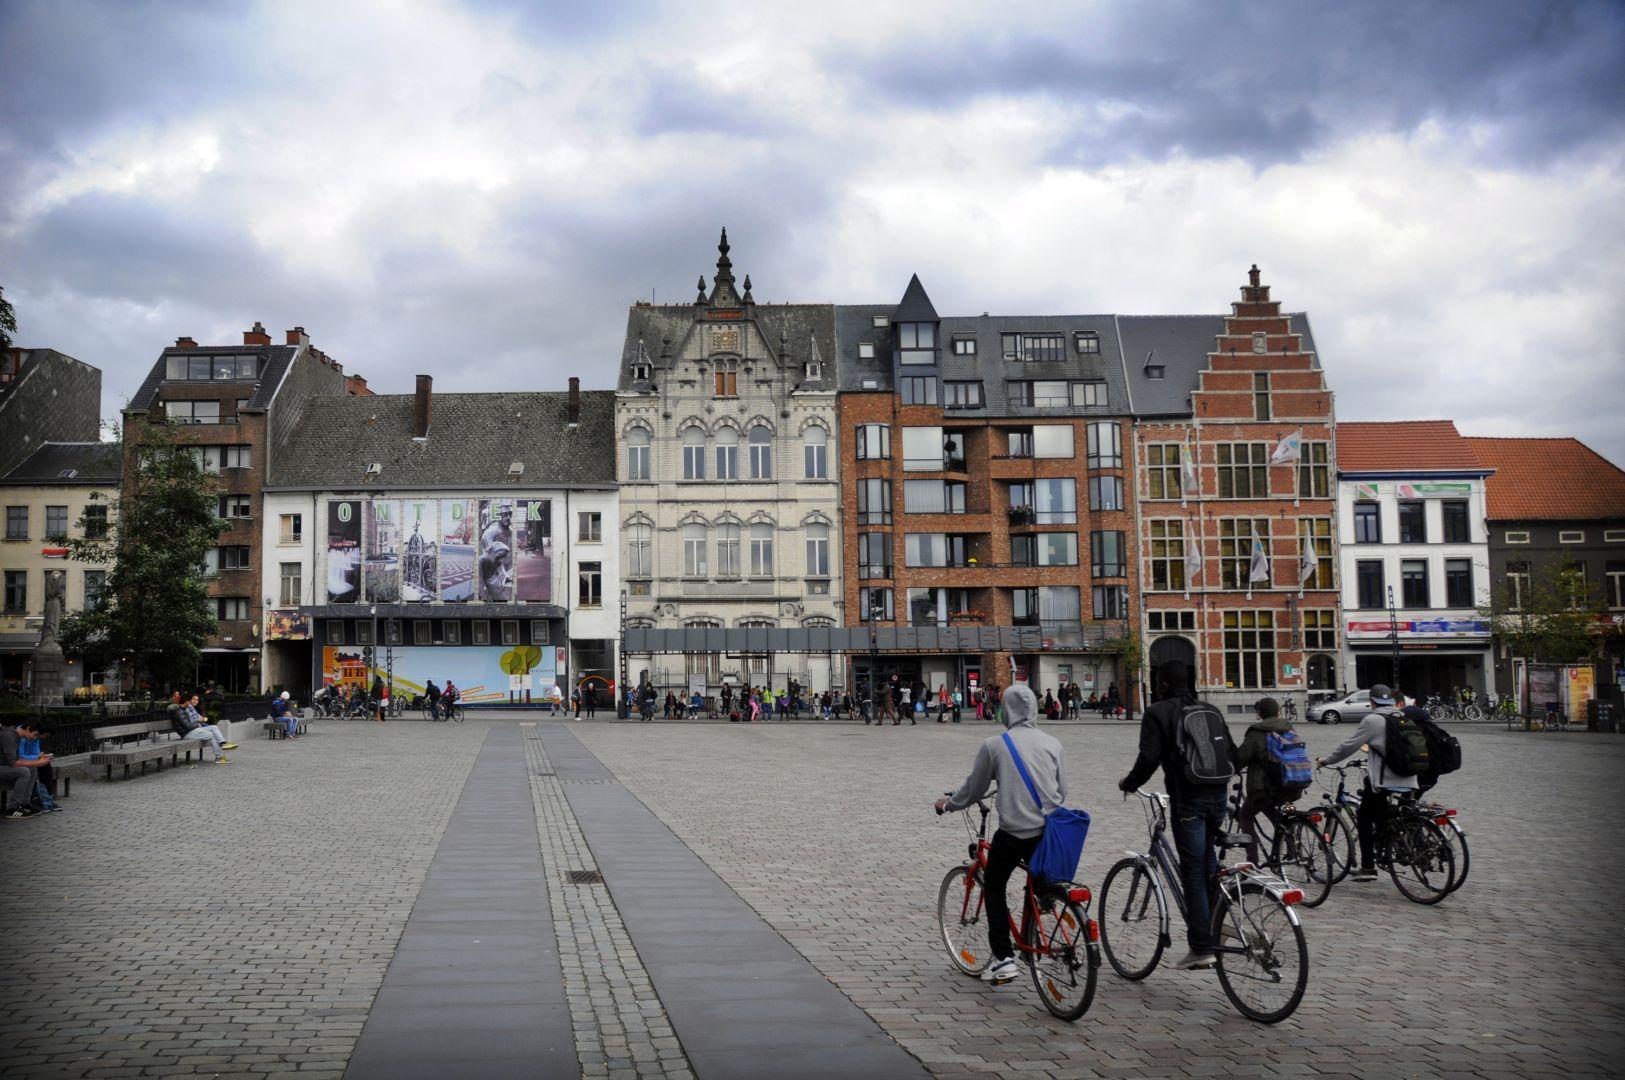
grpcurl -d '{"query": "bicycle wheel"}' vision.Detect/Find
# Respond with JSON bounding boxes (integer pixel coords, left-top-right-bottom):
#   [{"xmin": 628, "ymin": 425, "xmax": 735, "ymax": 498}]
[
  {"xmin": 1463, "ymin": 704, "xmax": 1483, "ymax": 722},
  {"xmin": 1098, "ymin": 857, "xmax": 1167, "ymax": 981},
  {"xmin": 450, "ymin": 704, "xmax": 464, "ymax": 723},
  {"xmin": 1437, "ymin": 817, "xmax": 1469, "ymax": 893},
  {"xmin": 1211, "ymin": 882, "xmax": 1308, "ymax": 1024},
  {"xmin": 1025, "ymin": 896, "xmax": 1098, "ymax": 1022},
  {"xmin": 936, "ymin": 866, "xmax": 990, "ymax": 976},
  {"xmin": 1271, "ymin": 816, "xmax": 1334, "ymax": 908},
  {"xmin": 1320, "ymin": 808, "xmax": 1356, "ymax": 885},
  {"xmin": 1386, "ymin": 817, "xmax": 1455, "ymax": 905}
]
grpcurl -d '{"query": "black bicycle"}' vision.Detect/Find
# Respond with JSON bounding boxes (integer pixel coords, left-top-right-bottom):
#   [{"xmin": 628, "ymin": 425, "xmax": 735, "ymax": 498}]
[
  {"xmin": 1319, "ymin": 761, "xmax": 1455, "ymax": 904},
  {"xmin": 1229, "ymin": 782, "xmax": 1335, "ymax": 908}
]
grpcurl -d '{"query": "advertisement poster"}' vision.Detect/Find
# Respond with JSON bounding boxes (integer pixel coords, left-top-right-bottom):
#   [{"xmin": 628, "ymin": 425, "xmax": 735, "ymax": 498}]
[
  {"xmin": 266, "ymin": 610, "xmax": 311, "ymax": 640},
  {"xmin": 1568, "ymin": 666, "xmax": 1595, "ymax": 721},
  {"xmin": 439, "ymin": 499, "xmax": 476, "ymax": 601},
  {"xmin": 321, "ymin": 644, "xmax": 556, "ymax": 704},
  {"xmin": 515, "ymin": 498, "xmax": 553, "ymax": 602},
  {"xmin": 326, "ymin": 500, "xmax": 361, "ymax": 603},
  {"xmin": 400, "ymin": 500, "xmax": 438, "ymax": 601},
  {"xmin": 477, "ymin": 499, "xmax": 518, "ymax": 602},
  {"xmin": 363, "ymin": 500, "xmax": 401, "ymax": 603}
]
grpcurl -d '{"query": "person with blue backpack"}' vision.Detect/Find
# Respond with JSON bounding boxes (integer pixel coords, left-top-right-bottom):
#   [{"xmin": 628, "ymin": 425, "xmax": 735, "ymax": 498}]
[
  {"xmin": 1233, "ymin": 697, "xmax": 1314, "ymax": 865},
  {"xmin": 934, "ymin": 684, "xmax": 1071, "ymax": 987}
]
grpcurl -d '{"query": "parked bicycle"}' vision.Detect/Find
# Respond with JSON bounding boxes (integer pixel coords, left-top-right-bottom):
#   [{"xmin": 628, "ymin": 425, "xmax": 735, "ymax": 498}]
[
  {"xmin": 1318, "ymin": 761, "xmax": 1455, "ymax": 904},
  {"xmin": 1099, "ymin": 790, "xmax": 1309, "ymax": 1024},
  {"xmin": 935, "ymin": 788, "xmax": 1101, "ymax": 1021}
]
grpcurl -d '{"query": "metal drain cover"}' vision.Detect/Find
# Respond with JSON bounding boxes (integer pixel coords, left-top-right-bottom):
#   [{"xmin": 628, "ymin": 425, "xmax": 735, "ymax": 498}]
[{"xmin": 566, "ymin": 869, "xmax": 604, "ymax": 884}]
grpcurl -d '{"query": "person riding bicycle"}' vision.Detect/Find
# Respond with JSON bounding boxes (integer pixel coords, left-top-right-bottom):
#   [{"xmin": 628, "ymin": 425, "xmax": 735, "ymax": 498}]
[
  {"xmin": 1315, "ymin": 683, "xmax": 1417, "ymax": 881},
  {"xmin": 425, "ymin": 679, "xmax": 442, "ymax": 721},
  {"xmin": 442, "ymin": 681, "xmax": 459, "ymax": 718},
  {"xmin": 1118, "ymin": 661, "xmax": 1238, "ymax": 971},
  {"xmin": 1233, "ymin": 696, "xmax": 1302, "ymax": 865},
  {"xmin": 933, "ymin": 684, "xmax": 1066, "ymax": 987}
]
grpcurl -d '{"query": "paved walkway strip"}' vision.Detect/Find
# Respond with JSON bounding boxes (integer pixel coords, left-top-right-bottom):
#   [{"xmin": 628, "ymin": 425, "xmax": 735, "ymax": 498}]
[
  {"xmin": 537, "ymin": 726, "xmax": 930, "ymax": 1080},
  {"xmin": 526, "ymin": 733, "xmax": 695, "ymax": 1080},
  {"xmin": 345, "ymin": 726, "xmax": 577, "ymax": 1080}
]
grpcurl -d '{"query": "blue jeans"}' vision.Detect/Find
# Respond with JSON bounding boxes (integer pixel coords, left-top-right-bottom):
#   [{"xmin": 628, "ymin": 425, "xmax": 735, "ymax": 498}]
[
  {"xmin": 1172, "ymin": 791, "xmax": 1227, "ymax": 953},
  {"xmin": 283, "ymin": 712, "xmax": 299, "ymax": 737}
]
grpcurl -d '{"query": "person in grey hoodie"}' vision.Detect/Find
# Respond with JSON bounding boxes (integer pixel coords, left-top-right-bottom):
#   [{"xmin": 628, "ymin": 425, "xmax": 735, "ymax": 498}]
[
  {"xmin": 1317, "ymin": 683, "xmax": 1417, "ymax": 881},
  {"xmin": 934, "ymin": 684, "xmax": 1066, "ymax": 986}
]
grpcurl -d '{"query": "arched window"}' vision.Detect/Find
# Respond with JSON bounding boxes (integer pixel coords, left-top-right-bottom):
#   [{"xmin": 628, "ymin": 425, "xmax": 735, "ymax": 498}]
[
  {"xmin": 749, "ymin": 522, "xmax": 774, "ymax": 576},
  {"xmin": 803, "ymin": 426, "xmax": 827, "ymax": 479},
  {"xmin": 715, "ymin": 427, "xmax": 739, "ymax": 481},
  {"xmin": 682, "ymin": 522, "xmax": 707, "ymax": 576},
  {"xmin": 805, "ymin": 523, "xmax": 830, "ymax": 577},
  {"xmin": 748, "ymin": 424, "xmax": 773, "ymax": 480},
  {"xmin": 716, "ymin": 523, "xmax": 741, "ymax": 578},
  {"xmin": 626, "ymin": 523, "xmax": 652, "ymax": 578},
  {"xmin": 682, "ymin": 426, "xmax": 706, "ymax": 481},
  {"xmin": 625, "ymin": 428, "xmax": 650, "ymax": 481}
]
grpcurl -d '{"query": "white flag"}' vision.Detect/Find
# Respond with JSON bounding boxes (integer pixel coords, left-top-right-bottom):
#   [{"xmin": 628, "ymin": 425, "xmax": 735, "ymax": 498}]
[
  {"xmin": 1270, "ymin": 428, "xmax": 1303, "ymax": 465},
  {"xmin": 1248, "ymin": 539, "xmax": 1270, "ymax": 584},
  {"xmin": 1181, "ymin": 450, "xmax": 1199, "ymax": 497},
  {"xmin": 1184, "ymin": 531, "xmax": 1202, "ymax": 582},
  {"xmin": 1300, "ymin": 541, "xmax": 1318, "ymax": 585}
]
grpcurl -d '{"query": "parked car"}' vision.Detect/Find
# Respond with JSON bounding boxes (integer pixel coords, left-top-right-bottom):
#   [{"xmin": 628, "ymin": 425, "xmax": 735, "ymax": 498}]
[{"xmin": 1308, "ymin": 688, "xmax": 1378, "ymax": 725}]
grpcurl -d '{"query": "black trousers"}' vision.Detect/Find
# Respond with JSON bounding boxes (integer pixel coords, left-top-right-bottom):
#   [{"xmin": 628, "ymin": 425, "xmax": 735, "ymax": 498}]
[
  {"xmin": 985, "ymin": 829, "xmax": 1042, "ymax": 961},
  {"xmin": 1356, "ymin": 783, "xmax": 1394, "ymax": 870}
]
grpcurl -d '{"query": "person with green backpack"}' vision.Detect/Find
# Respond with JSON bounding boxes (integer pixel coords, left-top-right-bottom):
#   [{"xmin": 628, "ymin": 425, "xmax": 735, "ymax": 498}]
[
  {"xmin": 1234, "ymin": 697, "xmax": 1313, "ymax": 865},
  {"xmin": 1316, "ymin": 683, "xmax": 1423, "ymax": 881}
]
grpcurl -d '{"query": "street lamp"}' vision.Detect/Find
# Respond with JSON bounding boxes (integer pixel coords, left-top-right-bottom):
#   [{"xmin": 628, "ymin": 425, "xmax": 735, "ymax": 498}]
[
  {"xmin": 1386, "ymin": 585, "xmax": 1400, "ymax": 692},
  {"xmin": 868, "ymin": 603, "xmax": 884, "ymax": 726}
]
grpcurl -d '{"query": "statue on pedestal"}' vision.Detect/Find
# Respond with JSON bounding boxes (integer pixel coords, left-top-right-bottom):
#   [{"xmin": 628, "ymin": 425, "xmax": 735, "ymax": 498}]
[{"xmin": 31, "ymin": 569, "xmax": 66, "ymax": 707}]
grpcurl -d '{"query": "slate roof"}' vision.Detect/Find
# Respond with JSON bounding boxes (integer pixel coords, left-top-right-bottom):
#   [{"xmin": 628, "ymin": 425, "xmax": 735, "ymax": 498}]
[
  {"xmin": 126, "ymin": 345, "xmax": 297, "ymax": 413},
  {"xmin": 268, "ymin": 390, "xmax": 617, "ymax": 489},
  {"xmin": 0, "ymin": 442, "xmax": 122, "ymax": 485},
  {"xmin": 1466, "ymin": 437, "xmax": 1625, "ymax": 523},
  {"xmin": 834, "ymin": 304, "xmax": 896, "ymax": 391},
  {"xmin": 1116, "ymin": 313, "xmax": 1319, "ymax": 417},
  {"xmin": 894, "ymin": 274, "xmax": 939, "ymax": 322},
  {"xmin": 616, "ymin": 303, "xmax": 837, "ymax": 393},
  {"xmin": 1336, "ymin": 421, "xmax": 1487, "ymax": 474}
]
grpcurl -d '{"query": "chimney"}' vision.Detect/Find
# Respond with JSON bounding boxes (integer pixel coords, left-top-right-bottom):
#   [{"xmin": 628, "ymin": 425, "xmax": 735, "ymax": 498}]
[
  {"xmin": 567, "ymin": 376, "xmax": 580, "ymax": 425},
  {"xmin": 286, "ymin": 326, "xmax": 310, "ymax": 347},
  {"xmin": 243, "ymin": 320, "xmax": 271, "ymax": 346},
  {"xmin": 347, "ymin": 374, "xmax": 369, "ymax": 396},
  {"xmin": 1248, "ymin": 264, "xmax": 1261, "ymax": 288},
  {"xmin": 413, "ymin": 374, "xmax": 432, "ymax": 439},
  {"xmin": 174, "ymin": 336, "xmax": 197, "ymax": 348}
]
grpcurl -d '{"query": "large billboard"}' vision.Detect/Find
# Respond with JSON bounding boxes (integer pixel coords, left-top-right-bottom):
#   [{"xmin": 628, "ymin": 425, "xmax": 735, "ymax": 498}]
[
  {"xmin": 363, "ymin": 500, "xmax": 400, "ymax": 603},
  {"xmin": 477, "ymin": 499, "xmax": 518, "ymax": 602},
  {"xmin": 326, "ymin": 500, "xmax": 361, "ymax": 603},
  {"xmin": 400, "ymin": 499, "xmax": 438, "ymax": 601},
  {"xmin": 439, "ymin": 499, "xmax": 476, "ymax": 601},
  {"xmin": 516, "ymin": 499, "xmax": 552, "ymax": 602},
  {"xmin": 320, "ymin": 644, "xmax": 557, "ymax": 704}
]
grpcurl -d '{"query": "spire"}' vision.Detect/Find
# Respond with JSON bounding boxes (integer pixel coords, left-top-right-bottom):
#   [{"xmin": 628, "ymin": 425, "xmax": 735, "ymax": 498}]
[
  {"xmin": 742, "ymin": 274, "xmax": 753, "ymax": 303},
  {"xmin": 704, "ymin": 226, "xmax": 742, "ymax": 306},
  {"xmin": 714, "ymin": 227, "xmax": 735, "ymax": 288},
  {"xmin": 895, "ymin": 273, "xmax": 939, "ymax": 322},
  {"xmin": 695, "ymin": 275, "xmax": 708, "ymax": 305}
]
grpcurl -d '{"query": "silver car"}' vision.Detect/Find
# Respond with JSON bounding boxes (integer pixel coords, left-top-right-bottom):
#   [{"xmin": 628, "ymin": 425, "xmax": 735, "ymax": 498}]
[{"xmin": 1308, "ymin": 688, "xmax": 1376, "ymax": 725}]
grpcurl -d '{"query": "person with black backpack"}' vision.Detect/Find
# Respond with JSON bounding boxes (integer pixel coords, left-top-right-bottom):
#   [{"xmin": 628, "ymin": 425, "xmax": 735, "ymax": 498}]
[
  {"xmin": 1118, "ymin": 661, "xmax": 1238, "ymax": 970},
  {"xmin": 1233, "ymin": 697, "xmax": 1314, "ymax": 865},
  {"xmin": 1316, "ymin": 683, "xmax": 1422, "ymax": 881}
]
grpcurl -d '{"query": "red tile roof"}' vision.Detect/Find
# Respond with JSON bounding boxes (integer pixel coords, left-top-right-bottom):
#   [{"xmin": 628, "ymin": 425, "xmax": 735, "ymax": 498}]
[
  {"xmin": 1336, "ymin": 420, "xmax": 1483, "ymax": 473},
  {"xmin": 1466, "ymin": 437, "xmax": 1625, "ymax": 522}
]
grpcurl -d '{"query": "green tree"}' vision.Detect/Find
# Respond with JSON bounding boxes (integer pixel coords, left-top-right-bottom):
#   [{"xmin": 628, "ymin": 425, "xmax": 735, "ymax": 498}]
[
  {"xmin": 59, "ymin": 422, "xmax": 225, "ymax": 694},
  {"xmin": 0, "ymin": 284, "xmax": 17, "ymax": 354},
  {"xmin": 1480, "ymin": 556, "xmax": 1602, "ymax": 667}
]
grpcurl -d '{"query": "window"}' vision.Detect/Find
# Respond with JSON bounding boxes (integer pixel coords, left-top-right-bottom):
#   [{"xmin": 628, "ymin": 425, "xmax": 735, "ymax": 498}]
[
  {"xmin": 626, "ymin": 428, "xmax": 651, "ymax": 481},
  {"xmin": 943, "ymin": 381, "xmax": 983, "ymax": 409},
  {"xmin": 279, "ymin": 513, "xmax": 302, "ymax": 544},
  {"xmin": 1148, "ymin": 610, "xmax": 1196, "ymax": 632},
  {"xmin": 1445, "ymin": 558, "xmax": 1473, "ymax": 608},
  {"xmin": 855, "ymin": 424, "xmax": 890, "ymax": 460},
  {"xmin": 1001, "ymin": 333, "xmax": 1065, "ymax": 362},
  {"xmin": 1011, "ymin": 478, "xmax": 1076, "ymax": 524},
  {"xmin": 1297, "ymin": 442, "xmax": 1330, "ymax": 498},
  {"xmin": 1075, "ymin": 331, "xmax": 1100, "ymax": 355},
  {"xmin": 872, "ymin": 315, "xmax": 890, "ymax": 328},
  {"xmin": 1093, "ymin": 585, "xmax": 1127, "ymax": 619},
  {"xmin": 626, "ymin": 524, "xmax": 652, "ymax": 579},
  {"xmin": 1086, "ymin": 422, "xmax": 1121, "ymax": 468},
  {"xmin": 716, "ymin": 524, "xmax": 740, "ymax": 578},
  {"xmin": 1505, "ymin": 531, "xmax": 1530, "ymax": 544},
  {"xmin": 1401, "ymin": 559, "xmax": 1429, "ymax": 607},
  {"xmin": 713, "ymin": 358, "xmax": 738, "ymax": 398},
  {"xmin": 1012, "ymin": 585, "xmax": 1079, "ymax": 623},
  {"xmin": 1028, "ymin": 380, "xmax": 1070, "ymax": 407},
  {"xmin": 356, "ymin": 620, "xmax": 374, "ymax": 645},
  {"xmin": 279, "ymin": 562, "xmax": 301, "ymax": 606},
  {"xmin": 858, "ymin": 342, "xmax": 876, "ymax": 359},
  {"xmin": 1607, "ymin": 561, "xmax": 1624, "ymax": 609},
  {"xmin": 682, "ymin": 426, "xmax": 706, "ymax": 480},
  {"xmin": 1219, "ymin": 519, "xmax": 1269, "ymax": 589},
  {"xmin": 1304, "ymin": 610, "xmax": 1337, "ymax": 650},
  {"xmin": 217, "ymin": 597, "xmax": 251, "ymax": 620},
  {"xmin": 714, "ymin": 427, "xmax": 739, "ymax": 480},
  {"xmin": 578, "ymin": 562, "xmax": 602, "ymax": 607},
  {"xmin": 1145, "ymin": 365, "xmax": 1165, "ymax": 380},
  {"xmin": 906, "ymin": 533, "xmax": 948, "ymax": 568},
  {"xmin": 857, "ymin": 532, "xmax": 892, "ymax": 579},
  {"xmin": 1022, "ymin": 532, "xmax": 1078, "ymax": 567},
  {"xmin": 166, "ymin": 399, "xmax": 222, "ymax": 424},
  {"xmin": 191, "ymin": 444, "xmax": 252, "ymax": 473},
  {"xmin": 899, "ymin": 376, "xmax": 938, "ymax": 405},
  {"xmin": 578, "ymin": 512, "xmax": 601, "ymax": 543},
  {"xmin": 904, "ymin": 480, "xmax": 966, "ymax": 514},
  {"xmin": 1222, "ymin": 610, "xmax": 1277, "ymax": 689},
  {"xmin": 908, "ymin": 588, "xmax": 949, "ymax": 627},
  {"xmin": 501, "ymin": 619, "xmax": 520, "ymax": 645},
  {"xmin": 1357, "ymin": 560, "xmax": 1385, "ymax": 609},
  {"xmin": 1088, "ymin": 475, "xmax": 1124, "ymax": 511},
  {"xmin": 1070, "ymin": 382, "xmax": 1105, "ymax": 407},
  {"xmin": 902, "ymin": 427, "xmax": 946, "ymax": 472},
  {"xmin": 856, "ymin": 478, "xmax": 891, "ymax": 524},
  {"xmin": 414, "ymin": 620, "xmax": 432, "ymax": 645},
  {"xmin": 897, "ymin": 321, "xmax": 937, "ymax": 365},
  {"xmin": 748, "ymin": 425, "xmax": 773, "ymax": 479},
  {"xmin": 1033, "ymin": 425, "xmax": 1074, "ymax": 459},
  {"xmin": 1398, "ymin": 502, "xmax": 1426, "ymax": 544},
  {"xmin": 83, "ymin": 505, "xmax": 108, "ymax": 540},
  {"xmin": 860, "ymin": 586, "xmax": 894, "ymax": 621},
  {"xmin": 748, "ymin": 523, "xmax": 774, "ymax": 577},
  {"xmin": 1146, "ymin": 445, "xmax": 1183, "ymax": 500},
  {"xmin": 3, "ymin": 571, "xmax": 25, "ymax": 613},
  {"xmin": 1253, "ymin": 372, "xmax": 1271, "ymax": 420},
  {"xmin": 1252, "ymin": 332, "xmax": 1268, "ymax": 354},
  {"xmin": 1300, "ymin": 519, "xmax": 1333, "ymax": 589},
  {"xmin": 1216, "ymin": 443, "xmax": 1268, "ymax": 498},
  {"xmin": 1568, "ymin": 561, "xmax": 1588, "ymax": 608},
  {"xmin": 805, "ymin": 524, "xmax": 830, "ymax": 577},
  {"xmin": 1006, "ymin": 429, "xmax": 1034, "ymax": 458},
  {"xmin": 5, "ymin": 506, "xmax": 27, "ymax": 539},
  {"xmin": 439, "ymin": 620, "xmax": 461, "ymax": 645},
  {"xmin": 682, "ymin": 523, "xmax": 707, "ymax": 577},
  {"xmin": 1507, "ymin": 561, "xmax": 1531, "ymax": 610},
  {"xmin": 530, "ymin": 620, "xmax": 550, "ymax": 646},
  {"xmin": 1149, "ymin": 520, "xmax": 1187, "ymax": 591},
  {"xmin": 1559, "ymin": 530, "xmax": 1585, "ymax": 544},
  {"xmin": 216, "ymin": 545, "xmax": 251, "ymax": 569},
  {"xmin": 803, "ymin": 427, "xmax": 828, "ymax": 479},
  {"xmin": 1354, "ymin": 501, "xmax": 1381, "ymax": 544},
  {"xmin": 165, "ymin": 352, "xmax": 259, "ymax": 381},
  {"xmin": 952, "ymin": 338, "xmax": 976, "ymax": 355},
  {"xmin": 1441, "ymin": 501, "xmax": 1470, "ymax": 543},
  {"xmin": 1607, "ymin": 530, "xmax": 1625, "ymax": 543},
  {"xmin": 219, "ymin": 495, "xmax": 252, "ymax": 519},
  {"xmin": 83, "ymin": 569, "xmax": 106, "ymax": 609},
  {"xmin": 45, "ymin": 505, "xmax": 68, "ymax": 539},
  {"xmin": 1091, "ymin": 530, "xmax": 1125, "ymax": 576}
]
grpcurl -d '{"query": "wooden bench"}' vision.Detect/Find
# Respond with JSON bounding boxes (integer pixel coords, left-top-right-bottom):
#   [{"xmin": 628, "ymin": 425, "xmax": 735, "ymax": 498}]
[
  {"xmin": 263, "ymin": 710, "xmax": 309, "ymax": 740},
  {"xmin": 88, "ymin": 720, "xmax": 206, "ymax": 781}
]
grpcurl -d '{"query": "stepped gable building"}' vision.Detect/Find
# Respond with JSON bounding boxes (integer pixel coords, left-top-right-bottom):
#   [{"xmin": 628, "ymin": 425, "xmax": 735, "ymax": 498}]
[
  {"xmin": 123, "ymin": 324, "xmax": 366, "ymax": 691},
  {"xmin": 616, "ymin": 230, "xmax": 842, "ymax": 696},
  {"xmin": 0, "ymin": 347, "xmax": 103, "ymax": 478},
  {"xmin": 1334, "ymin": 420, "xmax": 1494, "ymax": 697},
  {"xmin": 834, "ymin": 276, "xmax": 1137, "ymax": 703},
  {"xmin": 1120, "ymin": 266, "xmax": 1339, "ymax": 717},
  {"xmin": 262, "ymin": 376, "xmax": 618, "ymax": 705}
]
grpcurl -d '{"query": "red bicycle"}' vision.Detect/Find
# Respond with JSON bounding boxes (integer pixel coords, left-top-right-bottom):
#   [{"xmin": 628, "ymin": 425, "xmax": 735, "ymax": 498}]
[{"xmin": 935, "ymin": 788, "xmax": 1101, "ymax": 1021}]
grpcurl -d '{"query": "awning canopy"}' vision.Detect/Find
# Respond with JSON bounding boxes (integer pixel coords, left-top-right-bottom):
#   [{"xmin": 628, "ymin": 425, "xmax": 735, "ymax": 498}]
[{"xmin": 622, "ymin": 625, "xmax": 1116, "ymax": 655}]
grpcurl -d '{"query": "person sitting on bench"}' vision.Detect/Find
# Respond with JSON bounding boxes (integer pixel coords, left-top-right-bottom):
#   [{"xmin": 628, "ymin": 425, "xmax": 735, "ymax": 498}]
[
  {"xmin": 1, "ymin": 718, "xmax": 48, "ymax": 817},
  {"xmin": 271, "ymin": 691, "xmax": 299, "ymax": 739},
  {"xmin": 178, "ymin": 694, "xmax": 235, "ymax": 762}
]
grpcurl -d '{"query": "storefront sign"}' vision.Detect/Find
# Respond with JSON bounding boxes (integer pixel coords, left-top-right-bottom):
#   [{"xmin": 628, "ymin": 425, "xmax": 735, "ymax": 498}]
[
  {"xmin": 266, "ymin": 610, "xmax": 311, "ymax": 640},
  {"xmin": 1397, "ymin": 482, "xmax": 1473, "ymax": 496},
  {"xmin": 40, "ymin": 546, "xmax": 69, "ymax": 559},
  {"xmin": 1346, "ymin": 619, "xmax": 1489, "ymax": 635}
]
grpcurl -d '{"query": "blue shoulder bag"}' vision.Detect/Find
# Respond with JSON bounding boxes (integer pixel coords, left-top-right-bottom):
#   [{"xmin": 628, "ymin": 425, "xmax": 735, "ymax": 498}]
[{"xmin": 1001, "ymin": 732, "xmax": 1091, "ymax": 884}]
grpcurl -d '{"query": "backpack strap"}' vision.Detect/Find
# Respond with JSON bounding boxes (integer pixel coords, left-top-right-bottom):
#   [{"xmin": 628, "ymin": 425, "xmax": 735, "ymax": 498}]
[{"xmin": 1000, "ymin": 732, "xmax": 1045, "ymax": 814}]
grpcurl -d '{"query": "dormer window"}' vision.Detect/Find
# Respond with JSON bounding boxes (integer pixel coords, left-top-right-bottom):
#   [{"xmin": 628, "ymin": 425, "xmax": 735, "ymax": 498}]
[
  {"xmin": 858, "ymin": 342, "xmax": 875, "ymax": 359},
  {"xmin": 1146, "ymin": 365, "xmax": 1165, "ymax": 380},
  {"xmin": 897, "ymin": 322, "xmax": 936, "ymax": 366},
  {"xmin": 805, "ymin": 361, "xmax": 822, "ymax": 382},
  {"xmin": 1074, "ymin": 331, "xmax": 1100, "ymax": 355},
  {"xmin": 872, "ymin": 315, "xmax": 890, "ymax": 328},
  {"xmin": 631, "ymin": 362, "xmax": 651, "ymax": 382}
]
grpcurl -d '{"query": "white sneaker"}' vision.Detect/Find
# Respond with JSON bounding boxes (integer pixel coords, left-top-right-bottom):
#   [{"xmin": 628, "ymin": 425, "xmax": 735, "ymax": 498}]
[
  {"xmin": 1172, "ymin": 950, "xmax": 1217, "ymax": 970},
  {"xmin": 980, "ymin": 957, "xmax": 1021, "ymax": 984}
]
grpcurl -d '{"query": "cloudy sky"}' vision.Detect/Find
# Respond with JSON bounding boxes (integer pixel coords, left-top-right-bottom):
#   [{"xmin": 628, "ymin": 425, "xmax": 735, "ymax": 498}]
[{"xmin": 3, "ymin": 0, "xmax": 1623, "ymax": 462}]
